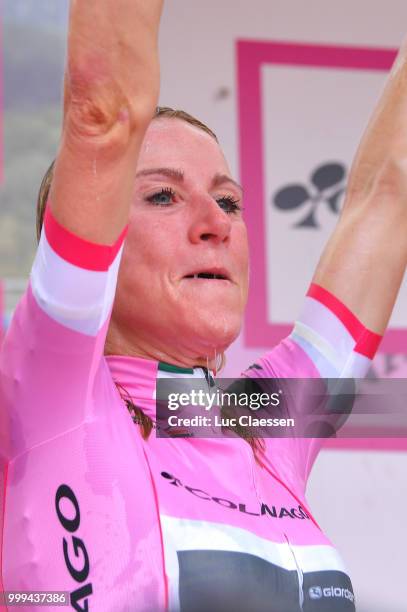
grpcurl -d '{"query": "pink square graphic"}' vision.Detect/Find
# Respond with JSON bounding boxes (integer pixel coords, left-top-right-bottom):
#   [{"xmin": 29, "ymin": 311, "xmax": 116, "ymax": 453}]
[
  {"xmin": 237, "ymin": 40, "xmax": 407, "ymax": 452},
  {"xmin": 237, "ymin": 40, "xmax": 401, "ymax": 352},
  {"xmin": 0, "ymin": 14, "xmax": 3, "ymax": 185}
]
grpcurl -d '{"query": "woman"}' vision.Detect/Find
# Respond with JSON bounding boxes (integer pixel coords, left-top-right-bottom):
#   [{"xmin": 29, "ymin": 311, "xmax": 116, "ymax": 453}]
[{"xmin": 0, "ymin": 2, "xmax": 406, "ymax": 611}]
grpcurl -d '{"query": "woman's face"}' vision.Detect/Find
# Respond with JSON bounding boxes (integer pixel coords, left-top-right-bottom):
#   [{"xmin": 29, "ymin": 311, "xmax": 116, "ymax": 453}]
[{"xmin": 110, "ymin": 118, "xmax": 249, "ymax": 365}]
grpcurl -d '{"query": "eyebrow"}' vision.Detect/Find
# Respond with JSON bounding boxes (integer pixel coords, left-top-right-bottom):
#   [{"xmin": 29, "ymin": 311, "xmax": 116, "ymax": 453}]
[
  {"xmin": 136, "ymin": 167, "xmax": 184, "ymax": 182},
  {"xmin": 135, "ymin": 167, "xmax": 243, "ymax": 195},
  {"xmin": 212, "ymin": 173, "xmax": 243, "ymax": 195}
]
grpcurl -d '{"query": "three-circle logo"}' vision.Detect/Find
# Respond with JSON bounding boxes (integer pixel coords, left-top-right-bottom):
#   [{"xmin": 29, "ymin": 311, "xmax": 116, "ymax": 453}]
[
  {"xmin": 308, "ymin": 586, "xmax": 323, "ymax": 599},
  {"xmin": 273, "ymin": 162, "xmax": 347, "ymax": 228}
]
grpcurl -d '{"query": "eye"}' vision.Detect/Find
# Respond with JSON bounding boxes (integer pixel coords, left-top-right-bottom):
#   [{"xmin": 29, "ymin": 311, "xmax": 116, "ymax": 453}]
[
  {"xmin": 146, "ymin": 187, "xmax": 176, "ymax": 206},
  {"xmin": 216, "ymin": 195, "xmax": 242, "ymax": 214}
]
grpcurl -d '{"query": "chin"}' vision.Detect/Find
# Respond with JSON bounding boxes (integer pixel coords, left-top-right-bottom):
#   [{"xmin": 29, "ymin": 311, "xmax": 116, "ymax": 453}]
[{"xmin": 183, "ymin": 309, "xmax": 243, "ymax": 354}]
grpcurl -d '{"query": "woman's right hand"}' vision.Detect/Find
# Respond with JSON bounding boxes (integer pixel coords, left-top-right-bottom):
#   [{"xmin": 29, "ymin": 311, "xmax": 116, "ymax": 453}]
[{"xmin": 50, "ymin": 0, "xmax": 164, "ymax": 245}]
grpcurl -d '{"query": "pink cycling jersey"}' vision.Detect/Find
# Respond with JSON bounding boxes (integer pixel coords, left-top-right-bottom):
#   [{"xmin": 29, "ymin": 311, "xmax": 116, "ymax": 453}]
[{"xmin": 0, "ymin": 207, "xmax": 382, "ymax": 611}]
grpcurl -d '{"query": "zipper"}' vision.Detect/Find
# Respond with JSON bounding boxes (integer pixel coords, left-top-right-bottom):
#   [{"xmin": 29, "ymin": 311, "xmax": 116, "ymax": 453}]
[
  {"xmin": 284, "ymin": 532, "xmax": 304, "ymax": 611},
  {"xmin": 248, "ymin": 450, "xmax": 304, "ymax": 610}
]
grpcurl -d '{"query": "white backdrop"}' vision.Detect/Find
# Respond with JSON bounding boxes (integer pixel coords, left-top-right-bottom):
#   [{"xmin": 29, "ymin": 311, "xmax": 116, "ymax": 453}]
[
  {"xmin": 1, "ymin": 2, "xmax": 406, "ymax": 610},
  {"xmin": 158, "ymin": 2, "xmax": 407, "ymax": 610}
]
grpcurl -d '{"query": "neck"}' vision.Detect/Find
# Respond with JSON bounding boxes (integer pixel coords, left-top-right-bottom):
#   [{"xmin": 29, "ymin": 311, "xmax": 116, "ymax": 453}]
[{"xmin": 105, "ymin": 322, "xmax": 220, "ymax": 371}]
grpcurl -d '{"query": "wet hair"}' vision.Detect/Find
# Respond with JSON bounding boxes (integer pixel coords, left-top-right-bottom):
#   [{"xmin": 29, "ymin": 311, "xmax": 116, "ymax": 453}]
[
  {"xmin": 35, "ymin": 107, "xmax": 217, "ymax": 241},
  {"xmin": 153, "ymin": 106, "xmax": 218, "ymax": 142}
]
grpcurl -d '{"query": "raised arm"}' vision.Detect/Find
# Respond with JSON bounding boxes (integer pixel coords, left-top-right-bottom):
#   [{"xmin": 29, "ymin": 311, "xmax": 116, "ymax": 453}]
[
  {"xmin": 52, "ymin": 0, "xmax": 163, "ymax": 243},
  {"xmin": 0, "ymin": 1, "xmax": 164, "ymax": 461},
  {"xmin": 312, "ymin": 41, "xmax": 407, "ymax": 334},
  {"xmin": 245, "ymin": 47, "xmax": 407, "ymax": 487}
]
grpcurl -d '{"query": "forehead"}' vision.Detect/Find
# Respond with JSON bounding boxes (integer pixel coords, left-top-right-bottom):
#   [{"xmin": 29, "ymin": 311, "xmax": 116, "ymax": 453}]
[{"xmin": 137, "ymin": 118, "xmax": 231, "ymax": 178}]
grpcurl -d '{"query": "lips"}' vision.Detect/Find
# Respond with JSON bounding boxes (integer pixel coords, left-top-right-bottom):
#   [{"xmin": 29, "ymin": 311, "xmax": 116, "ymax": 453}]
[{"xmin": 184, "ymin": 268, "xmax": 231, "ymax": 281}]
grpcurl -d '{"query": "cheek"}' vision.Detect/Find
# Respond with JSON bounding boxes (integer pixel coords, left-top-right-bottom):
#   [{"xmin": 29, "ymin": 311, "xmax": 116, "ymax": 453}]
[
  {"xmin": 124, "ymin": 213, "xmax": 166, "ymax": 270},
  {"xmin": 117, "ymin": 221, "xmax": 154, "ymax": 293},
  {"xmin": 118, "ymin": 213, "xmax": 182, "ymax": 300},
  {"xmin": 234, "ymin": 225, "xmax": 249, "ymax": 273},
  {"xmin": 115, "ymin": 229, "xmax": 166, "ymax": 325}
]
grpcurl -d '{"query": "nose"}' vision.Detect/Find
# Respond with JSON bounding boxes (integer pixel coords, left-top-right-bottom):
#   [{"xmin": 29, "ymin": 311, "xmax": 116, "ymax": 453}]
[{"xmin": 188, "ymin": 195, "xmax": 232, "ymax": 245}]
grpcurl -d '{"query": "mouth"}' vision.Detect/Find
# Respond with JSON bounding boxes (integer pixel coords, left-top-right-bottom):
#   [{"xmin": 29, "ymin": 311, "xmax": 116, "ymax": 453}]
[{"xmin": 184, "ymin": 268, "xmax": 231, "ymax": 281}]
